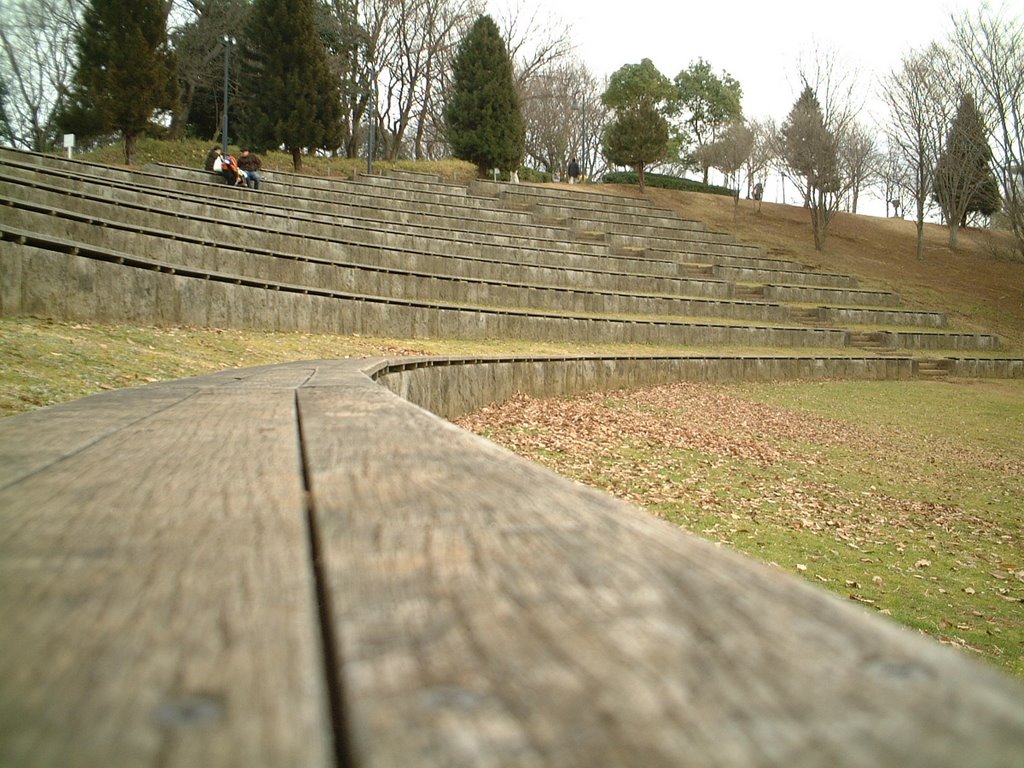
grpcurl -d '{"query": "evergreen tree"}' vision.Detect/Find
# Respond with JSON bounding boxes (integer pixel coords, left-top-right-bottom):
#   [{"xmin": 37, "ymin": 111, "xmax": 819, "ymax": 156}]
[
  {"xmin": 934, "ymin": 94, "xmax": 1001, "ymax": 247},
  {"xmin": 602, "ymin": 103, "xmax": 669, "ymax": 192},
  {"xmin": 238, "ymin": 0, "xmax": 343, "ymax": 171},
  {"xmin": 780, "ymin": 83, "xmax": 843, "ymax": 251},
  {"xmin": 444, "ymin": 15, "xmax": 525, "ymax": 178},
  {"xmin": 58, "ymin": 0, "xmax": 176, "ymax": 164},
  {"xmin": 600, "ymin": 59, "xmax": 673, "ymax": 192},
  {"xmin": 780, "ymin": 85, "xmax": 837, "ymax": 203}
]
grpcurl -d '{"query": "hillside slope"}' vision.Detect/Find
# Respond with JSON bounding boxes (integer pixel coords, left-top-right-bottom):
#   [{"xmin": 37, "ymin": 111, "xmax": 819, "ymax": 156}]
[{"xmin": 645, "ymin": 186, "xmax": 1024, "ymax": 351}]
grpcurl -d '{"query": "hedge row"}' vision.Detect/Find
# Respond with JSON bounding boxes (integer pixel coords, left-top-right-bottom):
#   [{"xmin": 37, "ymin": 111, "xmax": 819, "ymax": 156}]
[{"xmin": 601, "ymin": 171, "xmax": 736, "ymax": 197}]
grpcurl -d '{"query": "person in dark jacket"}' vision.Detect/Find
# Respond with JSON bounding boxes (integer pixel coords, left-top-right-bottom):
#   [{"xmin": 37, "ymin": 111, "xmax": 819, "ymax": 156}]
[
  {"xmin": 238, "ymin": 148, "xmax": 262, "ymax": 190},
  {"xmin": 204, "ymin": 146, "xmax": 221, "ymax": 171},
  {"xmin": 568, "ymin": 157, "xmax": 581, "ymax": 184}
]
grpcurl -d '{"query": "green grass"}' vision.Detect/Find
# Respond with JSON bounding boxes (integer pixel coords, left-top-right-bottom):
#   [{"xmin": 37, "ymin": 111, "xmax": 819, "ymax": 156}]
[
  {"xmin": 456, "ymin": 379, "xmax": 1024, "ymax": 678},
  {"xmin": 81, "ymin": 136, "xmax": 480, "ymax": 183},
  {"xmin": 0, "ymin": 316, "xmax": 750, "ymax": 417}
]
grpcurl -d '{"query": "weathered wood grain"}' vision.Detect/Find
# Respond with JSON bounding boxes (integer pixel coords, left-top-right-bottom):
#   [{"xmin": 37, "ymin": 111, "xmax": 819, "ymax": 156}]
[
  {"xmin": 3, "ymin": 358, "xmax": 1024, "ymax": 768},
  {"xmin": 0, "ymin": 373, "xmax": 332, "ymax": 768},
  {"xmin": 297, "ymin": 363, "xmax": 1024, "ymax": 768}
]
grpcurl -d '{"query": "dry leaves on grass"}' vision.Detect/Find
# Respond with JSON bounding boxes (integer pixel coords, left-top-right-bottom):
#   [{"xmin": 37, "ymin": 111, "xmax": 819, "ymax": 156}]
[{"xmin": 455, "ymin": 381, "xmax": 1019, "ymax": 555}]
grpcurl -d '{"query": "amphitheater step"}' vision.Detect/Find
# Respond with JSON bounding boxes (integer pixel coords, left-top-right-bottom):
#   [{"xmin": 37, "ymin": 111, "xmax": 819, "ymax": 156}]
[
  {"xmin": 915, "ymin": 358, "xmax": 951, "ymax": 378},
  {"xmin": 788, "ymin": 306, "xmax": 823, "ymax": 324},
  {"xmin": 848, "ymin": 331, "xmax": 889, "ymax": 351},
  {"xmin": 732, "ymin": 285, "xmax": 765, "ymax": 300}
]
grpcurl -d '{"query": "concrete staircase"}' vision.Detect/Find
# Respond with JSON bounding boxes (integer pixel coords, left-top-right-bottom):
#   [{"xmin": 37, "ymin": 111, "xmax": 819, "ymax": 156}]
[{"xmin": 0, "ymin": 147, "xmax": 1018, "ymax": 376}]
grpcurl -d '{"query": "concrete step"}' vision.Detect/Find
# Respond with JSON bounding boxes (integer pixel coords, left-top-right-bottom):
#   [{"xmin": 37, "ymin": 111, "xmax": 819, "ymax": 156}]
[{"xmin": 915, "ymin": 359, "xmax": 951, "ymax": 377}]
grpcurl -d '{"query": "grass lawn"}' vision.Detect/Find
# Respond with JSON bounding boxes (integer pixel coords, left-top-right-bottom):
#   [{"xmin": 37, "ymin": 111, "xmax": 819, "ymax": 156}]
[{"xmin": 455, "ymin": 378, "xmax": 1024, "ymax": 678}]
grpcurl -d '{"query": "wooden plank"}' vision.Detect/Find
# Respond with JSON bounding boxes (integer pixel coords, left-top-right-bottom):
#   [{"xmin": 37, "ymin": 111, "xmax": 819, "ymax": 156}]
[
  {"xmin": 0, "ymin": 383, "xmax": 332, "ymax": 768},
  {"xmin": 0, "ymin": 363, "xmax": 319, "ymax": 488},
  {"xmin": 297, "ymin": 370, "xmax": 1024, "ymax": 768}
]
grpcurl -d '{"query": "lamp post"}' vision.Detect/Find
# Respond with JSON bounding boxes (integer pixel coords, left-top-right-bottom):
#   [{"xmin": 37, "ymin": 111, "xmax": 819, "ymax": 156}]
[
  {"xmin": 221, "ymin": 35, "xmax": 236, "ymax": 156},
  {"xmin": 367, "ymin": 67, "xmax": 376, "ymax": 175},
  {"xmin": 572, "ymin": 94, "xmax": 588, "ymax": 183},
  {"xmin": 581, "ymin": 99, "xmax": 587, "ymax": 182}
]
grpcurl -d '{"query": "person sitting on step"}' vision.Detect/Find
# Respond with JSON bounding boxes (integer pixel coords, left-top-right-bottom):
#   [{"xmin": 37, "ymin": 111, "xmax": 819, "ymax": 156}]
[{"xmin": 237, "ymin": 148, "xmax": 262, "ymax": 190}]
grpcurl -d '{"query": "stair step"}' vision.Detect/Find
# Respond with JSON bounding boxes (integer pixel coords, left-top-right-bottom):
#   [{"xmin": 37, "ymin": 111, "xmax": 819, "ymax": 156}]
[
  {"xmin": 733, "ymin": 285, "xmax": 764, "ymax": 300},
  {"xmin": 916, "ymin": 359, "xmax": 951, "ymax": 377}
]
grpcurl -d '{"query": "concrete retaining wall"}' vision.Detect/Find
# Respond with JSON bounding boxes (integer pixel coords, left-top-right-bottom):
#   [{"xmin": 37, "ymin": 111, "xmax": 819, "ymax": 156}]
[
  {"xmin": 372, "ymin": 354, "xmax": 917, "ymax": 420},
  {"xmin": 0, "ymin": 241, "xmax": 854, "ymax": 347}
]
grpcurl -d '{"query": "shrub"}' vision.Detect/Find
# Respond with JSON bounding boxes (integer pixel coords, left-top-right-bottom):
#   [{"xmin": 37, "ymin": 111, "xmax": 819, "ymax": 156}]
[
  {"xmin": 602, "ymin": 171, "xmax": 734, "ymax": 197},
  {"xmin": 518, "ymin": 167, "xmax": 551, "ymax": 183}
]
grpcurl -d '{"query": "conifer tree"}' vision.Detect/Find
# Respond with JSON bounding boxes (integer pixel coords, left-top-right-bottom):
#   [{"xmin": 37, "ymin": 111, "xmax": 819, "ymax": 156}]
[
  {"xmin": 444, "ymin": 15, "xmax": 525, "ymax": 178},
  {"xmin": 780, "ymin": 83, "xmax": 844, "ymax": 251},
  {"xmin": 780, "ymin": 85, "xmax": 836, "ymax": 204},
  {"xmin": 934, "ymin": 94, "xmax": 1001, "ymax": 248},
  {"xmin": 238, "ymin": 0, "xmax": 343, "ymax": 170},
  {"xmin": 59, "ymin": 0, "xmax": 176, "ymax": 164}
]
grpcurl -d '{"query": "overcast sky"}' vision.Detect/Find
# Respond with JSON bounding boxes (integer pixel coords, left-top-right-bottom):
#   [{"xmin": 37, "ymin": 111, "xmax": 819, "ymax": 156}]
[
  {"xmin": 490, "ymin": 0, "xmax": 1006, "ymax": 123},
  {"xmin": 486, "ymin": 0, "xmax": 1016, "ymax": 212}
]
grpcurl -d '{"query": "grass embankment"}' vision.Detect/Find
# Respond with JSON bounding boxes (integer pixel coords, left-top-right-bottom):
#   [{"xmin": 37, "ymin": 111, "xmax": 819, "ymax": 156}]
[
  {"xmin": 2, "ymin": 317, "xmax": 770, "ymax": 417},
  {"xmin": 455, "ymin": 378, "xmax": 1024, "ymax": 678},
  {"xmin": 82, "ymin": 136, "xmax": 480, "ymax": 184}
]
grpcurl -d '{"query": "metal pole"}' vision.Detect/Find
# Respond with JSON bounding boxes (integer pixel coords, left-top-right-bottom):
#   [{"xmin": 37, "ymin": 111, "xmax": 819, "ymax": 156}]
[
  {"xmin": 581, "ymin": 101, "xmax": 587, "ymax": 182},
  {"xmin": 574, "ymin": 94, "xmax": 587, "ymax": 183},
  {"xmin": 367, "ymin": 67, "xmax": 375, "ymax": 175},
  {"xmin": 222, "ymin": 36, "xmax": 235, "ymax": 156}
]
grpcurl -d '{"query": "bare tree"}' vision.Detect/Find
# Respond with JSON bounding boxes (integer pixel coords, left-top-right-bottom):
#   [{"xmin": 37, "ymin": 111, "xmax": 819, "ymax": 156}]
[
  {"xmin": 705, "ymin": 118, "xmax": 754, "ymax": 218},
  {"xmin": 165, "ymin": 0, "xmax": 249, "ymax": 140},
  {"xmin": 840, "ymin": 121, "xmax": 882, "ymax": 213},
  {"xmin": 0, "ymin": 0, "xmax": 83, "ymax": 151},
  {"xmin": 882, "ymin": 44, "xmax": 957, "ymax": 259},
  {"xmin": 495, "ymin": 3, "xmax": 571, "ymax": 89},
  {"xmin": 356, "ymin": 0, "xmax": 479, "ymax": 161},
  {"xmin": 879, "ymin": 143, "xmax": 911, "ymax": 218},
  {"xmin": 744, "ymin": 117, "xmax": 776, "ymax": 197},
  {"xmin": 949, "ymin": 7, "xmax": 1024, "ymax": 257},
  {"xmin": 519, "ymin": 58, "xmax": 600, "ymax": 179}
]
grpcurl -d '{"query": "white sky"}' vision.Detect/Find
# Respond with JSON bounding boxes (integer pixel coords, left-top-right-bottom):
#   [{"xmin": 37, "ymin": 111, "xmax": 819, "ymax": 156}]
[
  {"xmin": 487, "ymin": 0, "xmax": 1017, "ymax": 212},
  {"xmin": 492, "ymin": 0, "xmax": 1004, "ymax": 123}
]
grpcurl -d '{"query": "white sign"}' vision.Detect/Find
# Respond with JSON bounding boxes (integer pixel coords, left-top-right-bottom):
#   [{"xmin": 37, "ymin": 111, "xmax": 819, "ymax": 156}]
[{"xmin": 63, "ymin": 133, "xmax": 75, "ymax": 158}]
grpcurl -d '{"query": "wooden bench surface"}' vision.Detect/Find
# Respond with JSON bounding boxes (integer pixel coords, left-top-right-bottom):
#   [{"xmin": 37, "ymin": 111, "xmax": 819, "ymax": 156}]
[{"xmin": 2, "ymin": 359, "xmax": 1023, "ymax": 767}]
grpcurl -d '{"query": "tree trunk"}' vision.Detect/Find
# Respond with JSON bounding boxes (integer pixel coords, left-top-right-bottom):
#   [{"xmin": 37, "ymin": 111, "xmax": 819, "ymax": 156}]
[
  {"xmin": 168, "ymin": 82, "xmax": 195, "ymax": 140},
  {"xmin": 947, "ymin": 222, "xmax": 960, "ymax": 250},
  {"xmin": 810, "ymin": 208, "xmax": 828, "ymax": 251},
  {"xmin": 123, "ymin": 132, "xmax": 138, "ymax": 165},
  {"xmin": 914, "ymin": 196, "xmax": 927, "ymax": 259},
  {"xmin": 637, "ymin": 163, "xmax": 646, "ymax": 192},
  {"xmin": 292, "ymin": 146, "xmax": 303, "ymax": 171}
]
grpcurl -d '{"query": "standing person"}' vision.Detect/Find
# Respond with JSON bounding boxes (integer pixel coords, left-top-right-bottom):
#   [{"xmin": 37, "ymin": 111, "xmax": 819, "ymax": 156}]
[
  {"xmin": 568, "ymin": 157, "xmax": 581, "ymax": 184},
  {"xmin": 752, "ymin": 181, "xmax": 764, "ymax": 212},
  {"xmin": 238, "ymin": 148, "xmax": 262, "ymax": 190}
]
